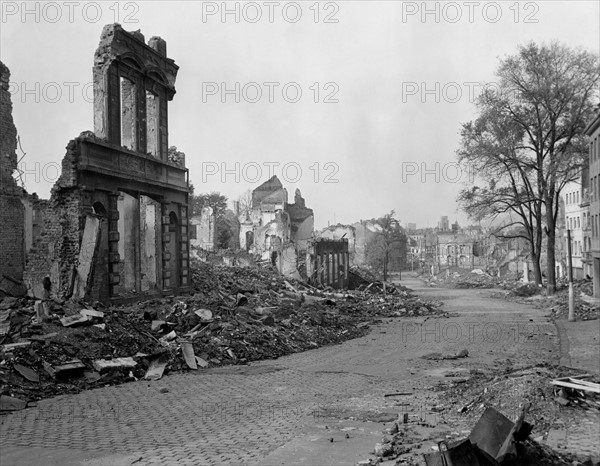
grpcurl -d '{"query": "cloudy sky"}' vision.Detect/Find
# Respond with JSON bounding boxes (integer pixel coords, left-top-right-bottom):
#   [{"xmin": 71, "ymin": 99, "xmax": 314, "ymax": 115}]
[{"xmin": 2, "ymin": 1, "xmax": 598, "ymax": 229}]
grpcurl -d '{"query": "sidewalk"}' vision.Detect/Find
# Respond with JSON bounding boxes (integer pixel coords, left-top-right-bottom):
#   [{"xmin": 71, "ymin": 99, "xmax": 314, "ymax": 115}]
[
  {"xmin": 547, "ymin": 317, "xmax": 600, "ymax": 462},
  {"xmin": 555, "ymin": 317, "xmax": 600, "ymax": 374}
]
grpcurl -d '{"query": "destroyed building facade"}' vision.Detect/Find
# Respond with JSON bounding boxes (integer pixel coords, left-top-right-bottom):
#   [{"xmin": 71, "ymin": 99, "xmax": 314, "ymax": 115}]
[
  {"xmin": 0, "ymin": 62, "xmax": 25, "ymax": 291},
  {"xmin": 22, "ymin": 24, "xmax": 190, "ymax": 303},
  {"xmin": 238, "ymin": 176, "xmax": 314, "ymax": 278},
  {"xmin": 306, "ymin": 238, "xmax": 349, "ymax": 289}
]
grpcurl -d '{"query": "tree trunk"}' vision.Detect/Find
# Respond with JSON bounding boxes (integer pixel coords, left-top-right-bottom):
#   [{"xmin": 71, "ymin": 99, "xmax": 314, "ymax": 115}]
[
  {"xmin": 532, "ymin": 252, "xmax": 543, "ymax": 286},
  {"xmin": 546, "ymin": 225, "xmax": 557, "ymax": 295},
  {"xmin": 383, "ymin": 251, "xmax": 388, "ymax": 283}
]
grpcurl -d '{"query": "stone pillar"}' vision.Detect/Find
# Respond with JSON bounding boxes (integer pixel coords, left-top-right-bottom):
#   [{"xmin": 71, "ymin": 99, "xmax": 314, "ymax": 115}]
[
  {"xmin": 593, "ymin": 258, "xmax": 600, "ymax": 298},
  {"xmin": 161, "ymin": 204, "xmax": 171, "ymax": 289},
  {"xmin": 107, "ymin": 193, "xmax": 121, "ymax": 296},
  {"xmin": 179, "ymin": 204, "xmax": 189, "ymax": 288},
  {"xmin": 316, "ymin": 254, "xmax": 322, "ymax": 286}
]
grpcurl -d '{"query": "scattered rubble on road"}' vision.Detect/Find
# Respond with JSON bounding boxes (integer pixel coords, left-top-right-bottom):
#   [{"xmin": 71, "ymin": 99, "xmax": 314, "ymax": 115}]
[
  {"xmin": 0, "ymin": 260, "xmax": 448, "ymax": 405},
  {"xmin": 425, "ymin": 268, "xmax": 599, "ymax": 322},
  {"xmin": 423, "ymin": 269, "xmax": 521, "ymax": 290},
  {"xmin": 492, "ymin": 280, "xmax": 600, "ymax": 322},
  {"xmin": 358, "ymin": 362, "xmax": 600, "ymax": 466}
]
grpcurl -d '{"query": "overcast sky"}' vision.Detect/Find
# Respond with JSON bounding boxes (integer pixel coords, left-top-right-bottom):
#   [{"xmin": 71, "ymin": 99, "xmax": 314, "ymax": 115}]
[{"xmin": 2, "ymin": 1, "xmax": 598, "ymax": 229}]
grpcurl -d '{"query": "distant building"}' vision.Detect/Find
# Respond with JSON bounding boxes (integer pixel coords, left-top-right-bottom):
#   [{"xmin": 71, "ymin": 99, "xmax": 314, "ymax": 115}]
[
  {"xmin": 438, "ymin": 216, "xmax": 449, "ymax": 231},
  {"xmin": 585, "ymin": 110, "xmax": 600, "ymax": 299},
  {"xmin": 406, "ymin": 222, "xmax": 416, "ymax": 232},
  {"xmin": 560, "ymin": 176, "xmax": 590, "ymax": 279}
]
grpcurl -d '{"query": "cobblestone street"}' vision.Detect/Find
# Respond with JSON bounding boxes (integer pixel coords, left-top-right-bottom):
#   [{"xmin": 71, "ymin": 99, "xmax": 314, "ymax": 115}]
[{"xmin": 1, "ymin": 276, "xmax": 596, "ymax": 465}]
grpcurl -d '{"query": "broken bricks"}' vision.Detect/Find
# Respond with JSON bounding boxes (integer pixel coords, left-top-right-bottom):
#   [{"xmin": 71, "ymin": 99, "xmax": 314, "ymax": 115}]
[
  {"xmin": 423, "ymin": 405, "xmax": 534, "ymax": 465},
  {"xmin": 44, "ymin": 359, "xmax": 86, "ymax": 380},
  {"xmin": 144, "ymin": 354, "xmax": 170, "ymax": 381},
  {"xmin": 180, "ymin": 339, "xmax": 197, "ymax": 370},
  {"xmin": 92, "ymin": 357, "xmax": 137, "ymax": 373},
  {"xmin": 13, "ymin": 363, "xmax": 39, "ymax": 383}
]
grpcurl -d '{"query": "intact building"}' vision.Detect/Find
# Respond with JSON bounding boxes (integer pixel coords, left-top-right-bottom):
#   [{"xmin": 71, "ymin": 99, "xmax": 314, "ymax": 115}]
[{"xmin": 585, "ymin": 109, "xmax": 600, "ymax": 299}]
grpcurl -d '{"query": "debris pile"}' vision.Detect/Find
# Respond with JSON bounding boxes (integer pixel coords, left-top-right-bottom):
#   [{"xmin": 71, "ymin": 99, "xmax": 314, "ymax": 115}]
[
  {"xmin": 363, "ymin": 403, "xmax": 587, "ymax": 466},
  {"xmin": 0, "ymin": 259, "xmax": 447, "ymax": 407},
  {"xmin": 424, "ymin": 269, "xmax": 520, "ymax": 290},
  {"xmin": 495, "ymin": 279, "xmax": 599, "ymax": 321},
  {"xmin": 551, "ymin": 374, "xmax": 600, "ymax": 410}
]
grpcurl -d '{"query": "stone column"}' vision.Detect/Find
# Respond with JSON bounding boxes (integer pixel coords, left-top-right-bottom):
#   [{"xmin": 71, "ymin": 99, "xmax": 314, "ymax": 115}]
[
  {"xmin": 107, "ymin": 192, "xmax": 121, "ymax": 297},
  {"xmin": 161, "ymin": 204, "xmax": 171, "ymax": 289},
  {"xmin": 179, "ymin": 204, "xmax": 189, "ymax": 288}
]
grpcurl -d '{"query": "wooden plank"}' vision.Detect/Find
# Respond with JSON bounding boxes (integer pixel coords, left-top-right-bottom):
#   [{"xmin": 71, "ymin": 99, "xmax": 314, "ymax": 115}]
[
  {"xmin": 568, "ymin": 378, "xmax": 600, "ymax": 389},
  {"xmin": 551, "ymin": 380, "xmax": 600, "ymax": 393}
]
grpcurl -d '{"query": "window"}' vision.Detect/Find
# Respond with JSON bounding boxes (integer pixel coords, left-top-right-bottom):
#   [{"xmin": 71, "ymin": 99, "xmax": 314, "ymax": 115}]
[
  {"xmin": 577, "ymin": 216, "xmax": 580, "ymax": 229},
  {"xmin": 120, "ymin": 76, "xmax": 136, "ymax": 150},
  {"xmin": 146, "ymin": 90, "xmax": 159, "ymax": 157}
]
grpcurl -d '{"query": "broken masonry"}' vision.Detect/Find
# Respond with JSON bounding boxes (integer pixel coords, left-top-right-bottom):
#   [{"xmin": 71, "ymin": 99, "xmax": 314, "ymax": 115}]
[{"xmin": 21, "ymin": 24, "xmax": 190, "ymax": 303}]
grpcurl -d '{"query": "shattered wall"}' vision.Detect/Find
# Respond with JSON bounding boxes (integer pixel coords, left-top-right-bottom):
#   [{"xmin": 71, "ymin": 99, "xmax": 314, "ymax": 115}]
[
  {"xmin": 190, "ymin": 206, "xmax": 216, "ymax": 252},
  {"xmin": 351, "ymin": 221, "xmax": 383, "ymax": 267},
  {"xmin": 0, "ymin": 62, "xmax": 25, "ymax": 284},
  {"xmin": 285, "ymin": 189, "xmax": 314, "ymax": 253},
  {"xmin": 239, "ymin": 178, "xmax": 314, "ymax": 278},
  {"xmin": 306, "ymin": 238, "xmax": 349, "ymax": 289},
  {"xmin": 318, "ymin": 225, "xmax": 356, "ymax": 264},
  {"xmin": 23, "ymin": 24, "xmax": 190, "ymax": 303}
]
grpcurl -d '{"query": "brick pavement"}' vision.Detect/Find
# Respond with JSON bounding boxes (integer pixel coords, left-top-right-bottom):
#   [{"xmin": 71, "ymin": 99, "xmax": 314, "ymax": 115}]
[{"xmin": 1, "ymin": 276, "xmax": 589, "ymax": 465}]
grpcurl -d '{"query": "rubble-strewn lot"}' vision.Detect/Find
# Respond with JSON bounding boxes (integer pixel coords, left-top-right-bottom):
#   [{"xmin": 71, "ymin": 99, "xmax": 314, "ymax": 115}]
[
  {"xmin": 426, "ymin": 268, "xmax": 600, "ymax": 321},
  {"xmin": 363, "ymin": 361, "xmax": 599, "ymax": 465},
  {"xmin": 0, "ymin": 260, "xmax": 447, "ymax": 407},
  {"xmin": 423, "ymin": 268, "xmax": 521, "ymax": 289}
]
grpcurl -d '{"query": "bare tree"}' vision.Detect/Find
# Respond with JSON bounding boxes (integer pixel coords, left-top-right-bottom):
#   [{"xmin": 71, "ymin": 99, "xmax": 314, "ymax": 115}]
[
  {"xmin": 458, "ymin": 41, "xmax": 599, "ymax": 293},
  {"xmin": 236, "ymin": 189, "xmax": 253, "ymax": 217}
]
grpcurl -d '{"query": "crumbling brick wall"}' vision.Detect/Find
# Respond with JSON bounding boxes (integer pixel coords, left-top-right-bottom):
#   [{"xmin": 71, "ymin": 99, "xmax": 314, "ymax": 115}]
[
  {"xmin": 0, "ymin": 61, "xmax": 25, "ymax": 282},
  {"xmin": 23, "ymin": 138, "xmax": 84, "ymax": 299}
]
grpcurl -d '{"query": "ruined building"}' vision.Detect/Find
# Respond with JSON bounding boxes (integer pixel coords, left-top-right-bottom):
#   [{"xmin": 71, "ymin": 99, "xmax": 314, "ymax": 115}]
[
  {"xmin": 22, "ymin": 24, "xmax": 190, "ymax": 303},
  {"xmin": 239, "ymin": 176, "xmax": 314, "ymax": 277},
  {"xmin": 0, "ymin": 62, "xmax": 25, "ymax": 292}
]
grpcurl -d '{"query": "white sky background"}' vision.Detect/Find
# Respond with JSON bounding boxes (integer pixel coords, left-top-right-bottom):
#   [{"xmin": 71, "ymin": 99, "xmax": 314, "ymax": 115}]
[{"xmin": 1, "ymin": 1, "xmax": 598, "ymax": 230}]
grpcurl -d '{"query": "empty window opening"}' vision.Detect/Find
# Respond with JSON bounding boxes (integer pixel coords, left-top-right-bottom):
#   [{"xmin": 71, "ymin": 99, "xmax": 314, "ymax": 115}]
[
  {"xmin": 120, "ymin": 77, "xmax": 136, "ymax": 150},
  {"xmin": 146, "ymin": 90, "xmax": 159, "ymax": 157}
]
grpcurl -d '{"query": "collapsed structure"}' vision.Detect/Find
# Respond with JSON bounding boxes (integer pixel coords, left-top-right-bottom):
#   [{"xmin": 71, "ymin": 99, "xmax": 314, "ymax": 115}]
[
  {"xmin": 238, "ymin": 176, "xmax": 314, "ymax": 278},
  {"xmin": 1, "ymin": 24, "xmax": 190, "ymax": 303},
  {"xmin": 0, "ymin": 62, "xmax": 25, "ymax": 295}
]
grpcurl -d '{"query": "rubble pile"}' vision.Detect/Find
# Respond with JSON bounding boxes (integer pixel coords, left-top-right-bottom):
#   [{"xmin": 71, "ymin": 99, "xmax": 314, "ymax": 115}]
[
  {"xmin": 425, "ymin": 269, "xmax": 520, "ymax": 290},
  {"xmin": 0, "ymin": 260, "xmax": 448, "ymax": 407},
  {"xmin": 496, "ymin": 279, "xmax": 599, "ymax": 321},
  {"xmin": 546, "ymin": 280, "xmax": 600, "ymax": 321},
  {"xmin": 364, "ymin": 409, "xmax": 586, "ymax": 466},
  {"xmin": 431, "ymin": 363, "xmax": 599, "ymax": 446}
]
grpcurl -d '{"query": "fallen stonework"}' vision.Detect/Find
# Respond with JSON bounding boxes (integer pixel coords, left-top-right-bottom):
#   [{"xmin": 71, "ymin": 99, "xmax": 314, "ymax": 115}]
[
  {"xmin": 22, "ymin": 24, "xmax": 190, "ymax": 304},
  {"xmin": 0, "ymin": 259, "xmax": 448, "ymax": 404}
]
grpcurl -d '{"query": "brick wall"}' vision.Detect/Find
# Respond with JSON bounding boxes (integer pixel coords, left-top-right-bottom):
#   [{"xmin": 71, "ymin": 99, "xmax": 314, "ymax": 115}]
[
  {"xmin": 0, "ymin": 61, "xmax": 25, "ymax": 281},
  {"xmin": 23, "ymin": 139, "xmax": 83, "ymax": 299}
]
